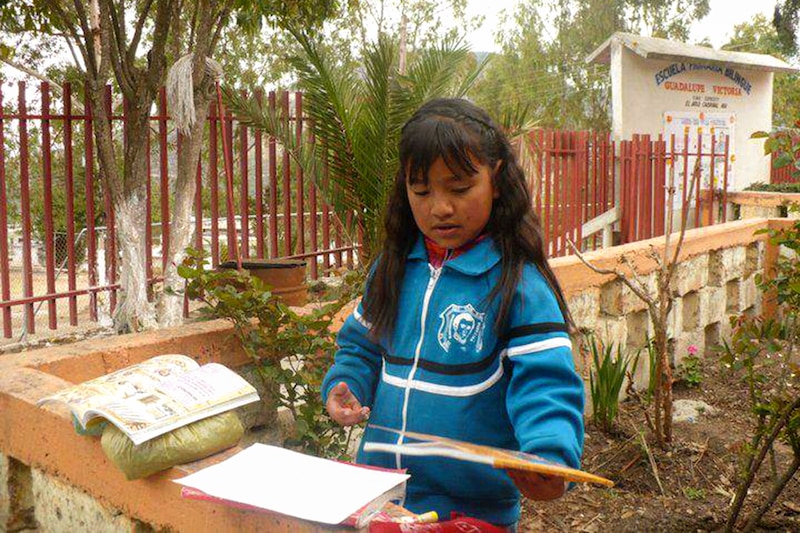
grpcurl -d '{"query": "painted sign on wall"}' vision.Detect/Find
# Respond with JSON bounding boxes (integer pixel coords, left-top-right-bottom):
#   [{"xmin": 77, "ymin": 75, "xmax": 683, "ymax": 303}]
[
  {"xmin": 663, "ymin": 111, "xmax": 735, "ymax": 206},
  {"xmin": 654, "ymin": 62, "xmax": 751, "ymax": 111}
]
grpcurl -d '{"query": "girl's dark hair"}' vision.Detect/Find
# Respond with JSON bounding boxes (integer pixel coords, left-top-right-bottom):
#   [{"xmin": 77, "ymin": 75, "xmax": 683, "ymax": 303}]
[{"xmin": 363, "ymin": 98, "xmax": 572, "ymax": 340}]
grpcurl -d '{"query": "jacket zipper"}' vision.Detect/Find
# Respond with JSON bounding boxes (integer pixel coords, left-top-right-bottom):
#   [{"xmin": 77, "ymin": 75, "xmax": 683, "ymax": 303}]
[{"xmin": 396, "ymin": 254, "xmax": 448, "ymax": 469}]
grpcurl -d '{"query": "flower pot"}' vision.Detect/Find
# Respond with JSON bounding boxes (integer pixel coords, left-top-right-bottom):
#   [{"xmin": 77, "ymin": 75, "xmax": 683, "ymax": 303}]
[{"xmin": 218, "ymin": 259, "xmax": 308, "ymax": 306}]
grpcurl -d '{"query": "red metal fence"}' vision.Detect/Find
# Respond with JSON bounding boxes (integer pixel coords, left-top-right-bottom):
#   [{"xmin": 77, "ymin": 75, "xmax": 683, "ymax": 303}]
[
  {"xmin": 771, "ymin": 150, "xmax": 797, "ymax": 184},
  {"xmin": 0, "ymin": 81, "xmax": 732, "ymax": 340},
  {"xmin": 529, "ymin": 130, "xmax": 730, "ymax": 257},
  {"xmin": 0, "ymin": 81, "xmax": 357, "ymax": 339}
]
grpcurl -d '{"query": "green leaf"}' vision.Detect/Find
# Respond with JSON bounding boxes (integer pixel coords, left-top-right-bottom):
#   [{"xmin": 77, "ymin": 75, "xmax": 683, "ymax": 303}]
[{"xmin": 773, "ymin": 152, "xmax": 794, "ymax": 169}]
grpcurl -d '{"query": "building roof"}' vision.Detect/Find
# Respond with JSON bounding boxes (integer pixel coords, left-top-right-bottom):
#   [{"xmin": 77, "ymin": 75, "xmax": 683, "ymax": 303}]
[{"xmin": 586, "ymin": 32, "xmax": 799, "ymax": 74}]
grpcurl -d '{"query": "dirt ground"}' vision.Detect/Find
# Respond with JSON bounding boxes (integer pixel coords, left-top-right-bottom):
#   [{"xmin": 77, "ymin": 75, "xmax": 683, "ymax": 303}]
[{"xmin": 521, "ymin": 356, "xmax": 800, "ymax": 533}]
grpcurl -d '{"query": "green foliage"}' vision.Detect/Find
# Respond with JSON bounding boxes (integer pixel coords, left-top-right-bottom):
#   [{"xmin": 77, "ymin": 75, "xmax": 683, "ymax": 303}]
[
  {"xmin": 178, "ymin": 248, "xmax": 364, "ymax": 459},
  {"xmin": 755, "ymin": 218, "xmax": 800, "ymax": 310},
  {"xmin": 223, "ymin": 30, "xmax": 490, "ymax": 260},
  {"xmin": 589, "ymin": 336, "xmax": 639, "ymax": 433},
  {"xmin": 717, "ymin": 217, "xmax": 800, "ymax": 529},
  {"xmin": 683, "ymin": 487, "xmax": 706, "ymax": 500},
  {"xmin": 744, "ymin": 181, "xmax": 800, "ymax": 193},
  {"xmin": 774, "ymin": 0, "xmax": 800, "ymax": 57},
  {"xmin": 469, "ymin": 0, "xmax": 710, "ymax": 130},
  {"xmin": 751, "ymin": 126, "xmax": 800, "ymax": 182},
  {"xmin": 722, "ymin": 14, "xmax": 800, "ymax": 128},
  {"xmin": 680, "ymin": 354, "xmax": 703, "ymax": 387}
]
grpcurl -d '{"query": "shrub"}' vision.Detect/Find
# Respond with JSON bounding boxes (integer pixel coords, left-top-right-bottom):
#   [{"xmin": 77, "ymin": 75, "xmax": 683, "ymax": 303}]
[
  {"xmin": 589, "ymin": 336, "xmax": 639, "ymax": 433},
  {"xmin": 178, "ymin": 248, "xmax": 364, "ymax": 459}
]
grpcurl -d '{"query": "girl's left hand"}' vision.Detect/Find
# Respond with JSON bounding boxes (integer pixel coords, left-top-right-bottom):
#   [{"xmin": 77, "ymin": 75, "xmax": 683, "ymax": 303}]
[{"xmin": 506, "ymin": 470, "xmax": 567, "ymax": 501}]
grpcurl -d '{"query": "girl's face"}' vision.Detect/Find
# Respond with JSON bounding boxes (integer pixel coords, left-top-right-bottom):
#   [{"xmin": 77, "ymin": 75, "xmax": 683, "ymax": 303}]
[{"xmin": 406, "ymin": 156, "xmax": 498, "ymax": 249}]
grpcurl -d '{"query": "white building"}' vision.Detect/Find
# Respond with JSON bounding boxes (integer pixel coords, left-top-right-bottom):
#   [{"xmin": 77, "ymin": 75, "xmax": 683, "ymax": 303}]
[{"xmin": 587, "ymin": 32, "xmax": 798, "ymax": 191}]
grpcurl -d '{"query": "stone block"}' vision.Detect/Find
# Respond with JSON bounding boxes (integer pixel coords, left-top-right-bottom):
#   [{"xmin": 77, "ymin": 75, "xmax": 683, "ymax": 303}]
[
  {"xmin": 741, "ymin": 275, "xmax": 759, "ymax": 310},
  {"xmin": 594, "ymin": 315, "xmax": 628, "ymax": 349},
  {"xmin": 629, "ymin": 344, "xmax": 652, "ymax": 393},
  {"xmin": 726, "ymin": 280, "xmax": 742, "ymax": 314},
  {"xmin": 708, "ymin": 247, "xmax": 746, "ymax": 286},
  {"xmin": 600, "ymin": 274, "xmax": 656, "ymax": 316},
  {"xmin": 626, "ymin": 310, "xmax": 650, "ymax": 351},
  {"xmin": 567, "ymin": 289, "xmax": 600, "ymax": 331},
  {"xmin": 0, "ymin": 455, "xmax": 35, "ymax": 532},
  {"xmin": 0, "ymin": 453, "xmax": 8, "ymax": 528},
  {"xmin": 704, "ymin": 286, "xmax": 727, "ymax": 326},
  {"xmin": 704, "ymin": 322, "xmax": 722, "ymax": 349},
  {"xmin": 719, "ymin": 316, "xmax": 735, "ymax": 345},
  {"xmin": 740, "ymin": 204, "xmax": 779, "ymax": 219},
  {"xmin": 744, "ymin": 241, "xmax": 765, "ymax": 279},
  {"xmin": 681, "ymin": 290, "xmax": 708, "ymax": 332},
  {"xmin": 31, "ymin": 469, "xmax": 144, "ymax": 532},
  {"xmin": 667, "ymin": 297, "xmax": 683, "ymax": 339},
  {"xmin": 672, "ymin": 255, "xmax": 709, "ymax": 296}
]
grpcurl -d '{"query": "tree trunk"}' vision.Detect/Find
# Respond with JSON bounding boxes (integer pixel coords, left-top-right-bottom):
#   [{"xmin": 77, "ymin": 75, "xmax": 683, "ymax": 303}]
[
  {"xmin": 742, "ymin": 455, "xmax": 800, "ymax": 532},
  {"xmin": 159, "ymin": 102, "xmax": 211, "ymax": 326},
  {"xmin": 159, "ymin": 3, "xmax": 218, "ymax": 326},
  {"xmin": 660, "ymin": 300, "xmax": 674, "ymax": 444},
  {"xmin": 114, "ymin": 192, "xmax": 157, "ymax": 332},
  {"xmin": 85, "ymin": 84, "xmax": 154, "ymax": 332}
]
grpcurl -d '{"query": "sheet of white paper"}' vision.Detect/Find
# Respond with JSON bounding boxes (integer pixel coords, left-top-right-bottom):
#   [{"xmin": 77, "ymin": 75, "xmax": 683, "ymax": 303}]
[{"xmin": 174, "ymin": 444, "xmax": 409, "ymax": 525}]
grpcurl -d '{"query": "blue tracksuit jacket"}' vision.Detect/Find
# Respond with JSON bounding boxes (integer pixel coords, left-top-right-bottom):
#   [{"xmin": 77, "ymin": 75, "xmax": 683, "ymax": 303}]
[{"xmin": 322, "ymin": 235, "xmax": 584, "ymax": 525}]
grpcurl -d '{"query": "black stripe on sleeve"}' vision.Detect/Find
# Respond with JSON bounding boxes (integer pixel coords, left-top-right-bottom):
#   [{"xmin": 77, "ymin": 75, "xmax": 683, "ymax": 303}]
[
  {"xmin": 503, "ymin": 322, "xmax": 569, "ymax": 342},
  {"xmin": 383, "ymin": 352, "xmax": 499, "ymax": 376},
  {"xmin": 346, "ymin": 351, "xmax": 382, "ymax": 372}
]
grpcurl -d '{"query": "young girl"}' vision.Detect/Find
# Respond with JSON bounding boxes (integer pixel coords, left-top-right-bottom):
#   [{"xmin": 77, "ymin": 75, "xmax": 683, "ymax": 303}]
[{"xmin": 322, "ymin": 98, "xmax": 584, "ymax": 528}]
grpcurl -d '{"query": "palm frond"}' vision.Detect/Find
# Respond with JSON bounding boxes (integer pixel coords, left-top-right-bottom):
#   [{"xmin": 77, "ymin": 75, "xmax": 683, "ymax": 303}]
[{"xmin": 224, "ymin": 30, "xmax": 486, "ymax": 260}]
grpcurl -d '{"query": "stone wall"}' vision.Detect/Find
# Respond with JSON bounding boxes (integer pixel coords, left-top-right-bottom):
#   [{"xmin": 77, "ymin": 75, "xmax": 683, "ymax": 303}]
[
  {"xmin": 550, "ymin": 218, "xmax": 776, "ymax": 389},
  {"xmin": 727, "ymin": 190, "xmax": 800, "ymax": 220},
  {"xmin": 0, "ymin": 218, "xmax": 784, "ymax": 532}
]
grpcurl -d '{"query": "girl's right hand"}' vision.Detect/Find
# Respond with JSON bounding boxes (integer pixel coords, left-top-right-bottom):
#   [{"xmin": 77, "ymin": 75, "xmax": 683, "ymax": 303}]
[{"xmin": 326, "ymin": 382, "xmax": 371, "ymax": 426}]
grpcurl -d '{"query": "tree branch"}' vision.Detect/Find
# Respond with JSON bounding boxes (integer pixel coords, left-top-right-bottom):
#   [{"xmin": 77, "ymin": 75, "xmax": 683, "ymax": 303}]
[
  {"xmin": 209, "ymin": 6, "xmax": 231, "ymax": 52},
  {"xmin": 144, "ymin": 0, "xmax": 176, "ymax": 90},
  {"xmin": 101, "ymin": 0, "xmax": 135, "ymax": 95},
  {"xmin": 0, "ymin": 58, "xmax": 86, "ymax": 114},
  {"xmin": 668, "ymin": 158, "xmax": 702, "ymax": 276},
  {"xmin": 42, "ymin": 0, "xmax": 92, "ymax": 75},
  {"xmin": 127, "ymin": 0, "xmax": 156, "ymax": 64},
  {"xmin": 725, "ymin": 395, "xmax": 800, "ymax": 532},
  {"xmin": 742, "ymin": 455, "xmax": 800, "ymax": 533},
  {"xmin": 567, "ymin": 239, "xmax": 655, "ymax": 306}
]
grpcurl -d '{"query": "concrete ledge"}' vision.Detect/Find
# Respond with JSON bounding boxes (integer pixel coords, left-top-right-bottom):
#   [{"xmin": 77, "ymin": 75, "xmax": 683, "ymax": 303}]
[
  {"xmin": 551, "ymin": 218, "xmax": 774, "ymax": 298},
  {"xmin": 727, "ymin": 190, "xmax": 800, "ymax": 208},
  {"xmin": 0, "ymin": 318, "xmax": 346, "ymax": 532}
]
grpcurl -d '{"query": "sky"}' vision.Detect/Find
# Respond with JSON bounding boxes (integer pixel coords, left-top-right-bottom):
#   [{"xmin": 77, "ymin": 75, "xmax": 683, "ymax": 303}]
[{"xmin": 461, "ymin": 0, "xmax": 780, "ymax": 53}]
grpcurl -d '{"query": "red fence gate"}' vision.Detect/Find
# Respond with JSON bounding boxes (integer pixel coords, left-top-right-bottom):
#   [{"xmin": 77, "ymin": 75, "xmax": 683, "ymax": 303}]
[
  {"xmin": 0, "ymin": 80, "xmax": 733, "ymax": 340},
  {"xmin": 0, "ymin": 81, "xmax": 358, "ymax": 339},
  {"xmin": 528, "ymin": 130, "xmax": 730, "ymax": 257}
]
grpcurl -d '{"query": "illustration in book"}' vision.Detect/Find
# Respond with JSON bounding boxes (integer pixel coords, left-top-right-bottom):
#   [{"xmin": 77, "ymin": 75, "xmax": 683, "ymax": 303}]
[{"xmin": 37, "ymin": 354, "xmax": 259, "ymax": 445}]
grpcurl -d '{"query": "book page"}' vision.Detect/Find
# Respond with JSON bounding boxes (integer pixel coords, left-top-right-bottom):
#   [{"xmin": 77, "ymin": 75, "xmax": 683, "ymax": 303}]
[
  {"xmin": 174, "ymin": 444, "xmax": 409, "ymax": 525},
  {"xmin": 85, "ymin": 363, "xmax": 259, "ymax": 445},
  {"xmin": 364, "ymin": 426, "xmax": 614, "ymax": 487},
  {"xmin": 36, "ymin": 354, "xmax": 199, "ymax": 424}
]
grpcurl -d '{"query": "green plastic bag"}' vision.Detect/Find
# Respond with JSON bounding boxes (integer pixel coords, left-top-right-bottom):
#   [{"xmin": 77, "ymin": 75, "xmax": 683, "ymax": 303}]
[{"xmin": 101, "ymin": 412, "xmax": 244, "ymax": 480}]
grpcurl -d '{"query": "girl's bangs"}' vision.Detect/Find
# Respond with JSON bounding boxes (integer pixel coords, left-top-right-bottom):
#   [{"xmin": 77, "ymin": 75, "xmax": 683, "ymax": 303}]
[{"xmin": 402, "ymin": 117, "xmax": 484, "ymax": 184}]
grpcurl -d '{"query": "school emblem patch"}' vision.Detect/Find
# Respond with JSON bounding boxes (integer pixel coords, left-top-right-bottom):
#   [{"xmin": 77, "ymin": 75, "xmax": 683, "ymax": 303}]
[{"xmin": 437, "ymin": 303, "xmax": 485, "ymax": 352}]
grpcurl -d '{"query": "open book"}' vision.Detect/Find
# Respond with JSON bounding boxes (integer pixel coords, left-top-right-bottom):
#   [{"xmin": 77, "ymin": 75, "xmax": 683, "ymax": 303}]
[
  {"xmin": 175, "ymin": 443, "xmax": 410, "ymax": 526},
  {"xmin": 37, "ymin": 354, "xmax": 259, "ymax": 446},
  {"xmin": 363, "ymin": 425, "xmax": 615, "ymax": 487}
]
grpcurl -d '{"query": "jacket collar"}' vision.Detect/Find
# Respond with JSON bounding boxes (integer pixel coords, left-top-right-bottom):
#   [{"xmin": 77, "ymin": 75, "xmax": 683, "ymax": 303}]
[{"xmin": 408, "ymin": 233, "xmax": 501, "ymax": 276}]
